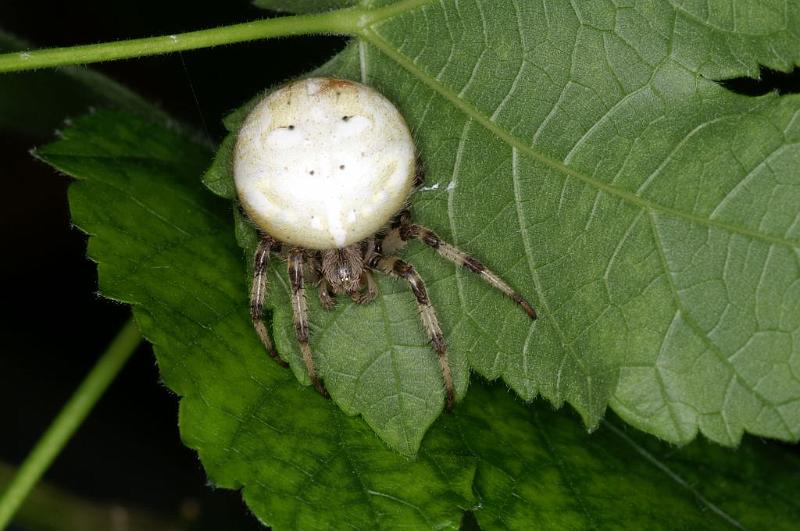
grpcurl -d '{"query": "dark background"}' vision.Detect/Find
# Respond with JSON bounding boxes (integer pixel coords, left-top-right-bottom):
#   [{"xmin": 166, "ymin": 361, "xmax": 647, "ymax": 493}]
[{"xmin": 0, "ymin": 1, "xmax": 345, "ymax": 529}]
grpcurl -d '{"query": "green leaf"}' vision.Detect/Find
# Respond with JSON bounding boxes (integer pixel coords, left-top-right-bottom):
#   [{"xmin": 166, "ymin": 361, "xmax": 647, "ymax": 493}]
[
  {"xmin": 38, "ymin": 109, "xmax": 800, "ymax": 529},
  {"xmin": 208, "ymin": 0, "xmax": 800, "ymax": 453},
  {"xmin": 252, "ymin": 0, "xmax": 358, "ymax": 14},
  {"xmin": 37, "ymin": 110, "xmax": 475, "ymax": 528},
  {"xmin": 460, "ymin": 386, "xmax": 800, "ymax": 531},
  {"xmin": 0, "ymin": 30, "xmax": 167, "ymax": 137}
]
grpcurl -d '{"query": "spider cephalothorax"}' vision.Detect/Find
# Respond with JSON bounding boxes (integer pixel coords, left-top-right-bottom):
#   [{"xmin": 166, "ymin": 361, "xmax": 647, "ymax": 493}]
[
  {"xmin": 321, "ymin": 245, "xmax": 364, "ymax": 295},
  {"xmin": 234, "ymin": 77, "xmax": 536, "ymax": 408}
]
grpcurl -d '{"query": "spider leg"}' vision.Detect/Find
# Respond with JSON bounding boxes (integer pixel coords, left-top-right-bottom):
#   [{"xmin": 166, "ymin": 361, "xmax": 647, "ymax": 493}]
[
  {"xmin": 372, "ymin": 255, "xmax": 455, "ymax": 409},
  {"xmin": 389, "ymin": 222, "xmax": 538, "ymax": 320},
  {"xmin": 310, "ymin": 253, "xmax": 337, "ymax": 310},
  {"xmin": 288, "ymin": 248, "xmax": 328, "ymax": 397},
  {"xmin": 318, "ymin": 277, "xmax": 337, "ymax": 310},
  {"xmin": 250, "ymin": 236, "xmax": 288, "ymax": 368},
  {"xmin": 353, "ymin": 237, "xmax": 379, "ymax": 304},
  {"xmin": 352, "ymin": 270, "xmax": 378, "ymax": 305}
]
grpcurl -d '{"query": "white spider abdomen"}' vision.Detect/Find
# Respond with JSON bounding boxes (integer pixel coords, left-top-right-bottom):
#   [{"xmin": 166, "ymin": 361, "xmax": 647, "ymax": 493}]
[{"xmin": 234, "ymin": 77, "xmax": 416, "ymax": 249}]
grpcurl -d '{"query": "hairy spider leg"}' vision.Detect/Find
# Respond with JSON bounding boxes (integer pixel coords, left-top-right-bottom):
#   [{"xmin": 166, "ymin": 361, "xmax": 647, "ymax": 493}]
[
  {"xmin": 352, "ymin": 270, "xmax": 379, "ymax": 305},
  {"xmin": 386, "ymin": 218, "xmax": 538, "ymax": 320},
  {"xmin": 310, "ymin": 253, "xmax": 337, "ymax": 310},
  {"xmin": 372, "ymin": 255, "xmax": 455, "ymax": 409},
  {"xmin": 250, "ymin": 236, "xmax": 288, "ymax": 368},
  {"xmin": 352, "ymin": 238, "xmax": 379, "ymax": 305},
  {"xmin": 288, "ymin": 249, "xmax": 328, "ymax": 397}
]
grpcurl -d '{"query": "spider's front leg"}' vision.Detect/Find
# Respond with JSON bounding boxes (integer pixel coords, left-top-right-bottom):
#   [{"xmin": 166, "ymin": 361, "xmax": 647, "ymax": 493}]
[
  {"xmin": 352, "ymin": 238, "xmax": 379, "ymax": 305},
  {"xmin": 387, "ymin": 212, "xmax": 538, "ymax": 320},
  {"xmin": 309, "ymin": 253, "xmax": 337, "ymax": 310},
  {"xmin": 250, "ymin": 235, "xmax": 288, "ymax": 368},
  {"xmin": 371, "ymin": 255, "xmax": 455, "ymax": 409},
  {"xmin": 288, "ymin": 248, "xmax": 328, "ymax": 397},
  {"xmin": 351, "ymin": 271, "xmax": 379, "ymax": 305}
]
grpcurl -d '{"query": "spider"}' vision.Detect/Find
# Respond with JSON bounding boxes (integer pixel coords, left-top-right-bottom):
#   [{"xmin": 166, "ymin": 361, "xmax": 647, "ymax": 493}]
[{"xmin": 234, "ymin": 77, "xmax": 536, "ymax": 408}]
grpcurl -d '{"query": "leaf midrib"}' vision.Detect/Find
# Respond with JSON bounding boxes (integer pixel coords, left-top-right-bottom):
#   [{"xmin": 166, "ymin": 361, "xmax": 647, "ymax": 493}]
[{"xmin": 357, "ymin": 22, "xmax": 800, "ymax": 250}]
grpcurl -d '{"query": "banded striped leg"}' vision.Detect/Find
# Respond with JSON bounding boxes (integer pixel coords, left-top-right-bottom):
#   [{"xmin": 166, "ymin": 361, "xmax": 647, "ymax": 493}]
[
  {"xmin": 250, "ymin": 236, "xmax": 288, "ymax": 368},
  {"xmin": 288, "ymin": 249, "xmax": 328, "ymax": 397},
  {"xmin": 373, "ymin": 255, "xmax": 455, "ymax": 409},
  {"xmin": 394, "ymin": 223, "xmax": 537, "ymax": 320}
]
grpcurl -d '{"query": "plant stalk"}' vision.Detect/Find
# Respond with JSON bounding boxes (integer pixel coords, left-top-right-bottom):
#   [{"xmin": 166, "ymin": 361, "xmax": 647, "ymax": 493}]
[
  {"xmin": 0, "ymin": 318, "xmax": 142, "ymax": 530},
  {"xmin": 0, "ymin": 9, "xmax": 364, "ymax": 73}
]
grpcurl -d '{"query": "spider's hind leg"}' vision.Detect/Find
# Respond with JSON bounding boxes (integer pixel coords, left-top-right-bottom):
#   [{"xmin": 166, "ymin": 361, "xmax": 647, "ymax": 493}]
[
  {"xmin": 390, "ymin": 222, "xmax": 538, "ymax": 320},
  {"xmin": 371, "ymin": 255, "xmax": 455, "ymax": 409},
  {"xmin": 289, "ymin": 248, "xmax": 328, "ymax": 397},
  {"xmin": 250, "ymin": 236, "xmax": 288, "ymax": 368}
]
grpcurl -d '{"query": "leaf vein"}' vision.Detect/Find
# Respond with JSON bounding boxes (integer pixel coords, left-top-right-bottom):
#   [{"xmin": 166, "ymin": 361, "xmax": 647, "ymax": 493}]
[
  {"xmin": 602, "ymin": 421, "xmax": 747, "ymax": 530},
  {"xmin": 361, "ymin": 28, "xmax": 800, "ymax": 250}
]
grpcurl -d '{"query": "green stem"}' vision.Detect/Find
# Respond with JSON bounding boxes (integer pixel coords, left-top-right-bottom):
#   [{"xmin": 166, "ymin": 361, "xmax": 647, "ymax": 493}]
[
  {"xmin": 0, "ymin": 8, "xmax": 364, "ymax": 73},
  {"xmin": 0, "ymin": 318, "xmax": 142, "ymax": 530}
]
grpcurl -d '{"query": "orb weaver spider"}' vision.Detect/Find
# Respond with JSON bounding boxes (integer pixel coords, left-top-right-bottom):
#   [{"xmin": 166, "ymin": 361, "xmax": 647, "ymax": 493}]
[{"xmin": 234, "ymin": 77, "xmax": 536, "ymax": 408}]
